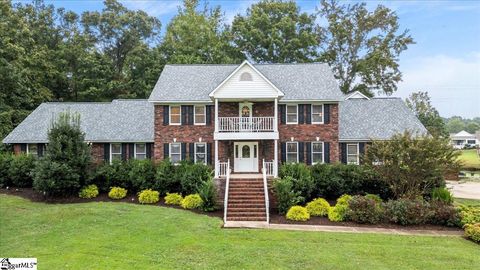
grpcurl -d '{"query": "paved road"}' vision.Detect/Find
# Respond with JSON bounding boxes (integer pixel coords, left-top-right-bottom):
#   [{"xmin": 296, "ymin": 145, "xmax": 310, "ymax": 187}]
[{"xmin": 446, "ymin": 181, "xmax": 480, "ymax": 199}]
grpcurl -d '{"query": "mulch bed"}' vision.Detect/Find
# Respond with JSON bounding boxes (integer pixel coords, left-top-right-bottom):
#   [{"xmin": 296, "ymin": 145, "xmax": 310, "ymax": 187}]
[{"xmin": 0, "ymin": 187, "xmax": 462, "ymax": 232}]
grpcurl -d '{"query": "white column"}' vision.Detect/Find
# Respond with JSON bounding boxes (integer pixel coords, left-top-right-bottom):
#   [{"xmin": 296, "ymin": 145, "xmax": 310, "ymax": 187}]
[
  {"xmin": 274, "ymin": 98, "xmax": 278, "ymax": 131},
  {"xmin": 274, "ymin": 139, "xmax": 278, "ymax": 177},
  {"xmin": 214, "ymin": 139, "xmax": 219, "ymax": 178},
  {"xmin": 214, "ymin": 98, "xmax": 219, "ymax": 133}
]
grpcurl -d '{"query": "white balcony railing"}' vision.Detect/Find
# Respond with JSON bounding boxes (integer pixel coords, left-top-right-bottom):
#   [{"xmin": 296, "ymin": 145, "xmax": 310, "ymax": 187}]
[
  {"xmin": 218, "ymin": 117, "xmax": 275, "ymax": 132},
  {"xmin": 218, "ymin": 161, "xmax": 229, "ymax": 177},
  {"xmin": 264, "ymin": 161, "xmax": 274, "ymax": 177}
]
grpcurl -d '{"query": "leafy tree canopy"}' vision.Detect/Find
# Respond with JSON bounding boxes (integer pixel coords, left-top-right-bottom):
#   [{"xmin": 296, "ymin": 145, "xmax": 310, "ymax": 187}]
[{"xmin": 405, "ymin": 91, "xmax": 448, "ymax": 137}]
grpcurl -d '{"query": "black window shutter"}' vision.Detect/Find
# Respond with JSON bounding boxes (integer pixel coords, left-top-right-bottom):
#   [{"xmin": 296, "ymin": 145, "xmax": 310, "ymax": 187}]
[
  {"xmin": 359, "ymin": 142, "xmax": 365, "ymax": 164},
  {"xmin": 163, "ymin": 143, "xmax": 169, "ymax": 159},
  {"xmin": 324, "ymin": 142, "xmax": 330, "ymax": 163},
  {"xmin": 279, "ymin": 105, "xmax": 286, "ymax": 124},
  {"xmin": 146, "ymin": 143, "xmax": 153, "ymax": 159},
  {"xmin": 163, "ymin": 105, "xmax": 169, "ymax": 125},
  {"xmin": 298, "ymin": 142, "xmax": 305, "ymax": 163},
  {"xmin": 281, "ymin": 142, "xmax": 286, "ymax": 163},
  {"xmin": 189, "ymin": 143, "xmax": 195, "ymax": 161},
  {"xmin": 305, "ymin": 104, "xmax": 312, "ymax": 124},
  {"xmin": 181, "ymin": 143, "xmax": 187, "ymax": 160},
  {"xmin": 181, "ymin": 106, "xmax": 187, "ymax": 125},
  {"xmin": 104, "ymin": 143, "xmax": 110, "ymax": 162},
  {"xmin": 37, "ymin": 143, "xmax": 44, "ymax": 157},
  {"xmin": 206, "ymin": 105, "xmax": 213, "ymax": 125},
  {"xmin": 121, "ymin": 143, "xmax": 127, "ymax": 161},
  {"xmin": 298, "ymin": 105, "xmax": 305, "ymax": 124},
  {"xmin": 128, "ymin": 143, "xmax": 135, "ymax": 159},
  {"xmin": 207, "ymin": 143, "xmax": 212, "ymax": 165},
  {"xmin": 20, "ymin": 144, "xmax": 27, "ymax": 153},
  {"xmin": 189, "ymin": 106, "xmax": 194, "ymax": 125},
  {"xmin": 340, "ymin": 143, "xmax": 347, "ymax": 164},
  {"xmin": 324, "ymin": 104, "xmax": 330, "ymax": 124},
  {"xmin": 306, "ymin": 142, "xmax": 312, "ymax": 165}
]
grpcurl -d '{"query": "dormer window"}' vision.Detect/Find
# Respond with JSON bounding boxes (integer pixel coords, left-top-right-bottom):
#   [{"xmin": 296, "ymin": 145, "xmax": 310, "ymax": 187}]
[{"xmin": 240, "ymin": 72, "xmax": 253, "ymax": 81}]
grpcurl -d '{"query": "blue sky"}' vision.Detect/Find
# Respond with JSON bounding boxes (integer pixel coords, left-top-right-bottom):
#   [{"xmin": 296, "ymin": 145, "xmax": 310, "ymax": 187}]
[{"xmin": 35, "ymin": 0, "xmax": 480, "ymax": 118}]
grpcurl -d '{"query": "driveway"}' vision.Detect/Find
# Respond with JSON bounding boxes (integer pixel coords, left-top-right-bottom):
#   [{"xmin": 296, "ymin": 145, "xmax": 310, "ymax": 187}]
[{"xmin": 446, "ymin": 180, "xmax": 480, "ymax": 199}]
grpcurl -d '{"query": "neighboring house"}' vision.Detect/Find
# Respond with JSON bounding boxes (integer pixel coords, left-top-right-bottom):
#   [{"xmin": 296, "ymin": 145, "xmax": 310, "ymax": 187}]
[{"xmin": 450, "ymin": 130, "xmax": 479, "ymax": 149}]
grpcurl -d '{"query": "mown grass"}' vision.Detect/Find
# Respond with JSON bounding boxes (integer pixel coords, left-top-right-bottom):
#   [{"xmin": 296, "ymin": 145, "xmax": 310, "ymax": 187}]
[
  {"xmin": 458, "ymin": 149, "xmax": 480, "ymax": 170},
  {"xmin": 1, "ymin": 194, "xmax": 479, "ymax": 270},
  {"xmin": 454, "ymin": 197, "xmax": 480, "ymax": 207}
]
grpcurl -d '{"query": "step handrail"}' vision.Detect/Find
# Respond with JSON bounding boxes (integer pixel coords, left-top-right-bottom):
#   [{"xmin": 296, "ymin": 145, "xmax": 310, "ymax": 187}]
[
  {"xmin": 262, "ymin": 159, "xmax": 270, "ymax": 223},
  {"xmin": 223, "ymin": 159, "xmax": 231, "ymax": 223}
]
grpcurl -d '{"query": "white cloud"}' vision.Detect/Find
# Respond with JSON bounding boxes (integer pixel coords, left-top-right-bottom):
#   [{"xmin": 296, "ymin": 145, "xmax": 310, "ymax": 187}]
[
  {"xmin": 120, "ymin": 0, "xmax": 181, "ymax": 17},
  {"xmin": 392, "ymin": 53, "xmax": 480, "ymax": 118}
]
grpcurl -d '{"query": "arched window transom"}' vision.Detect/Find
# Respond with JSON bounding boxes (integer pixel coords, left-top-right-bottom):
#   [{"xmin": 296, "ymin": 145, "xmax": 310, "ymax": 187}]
[{"xmin": 240, "ymin": 72, "xmax": 253, "ymax": 81}]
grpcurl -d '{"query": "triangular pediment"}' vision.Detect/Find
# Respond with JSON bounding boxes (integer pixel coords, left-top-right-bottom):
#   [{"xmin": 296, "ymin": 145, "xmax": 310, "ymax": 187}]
[{"xmin": 345, "ymin": 91, "xmax": 370, "ymax": 100}]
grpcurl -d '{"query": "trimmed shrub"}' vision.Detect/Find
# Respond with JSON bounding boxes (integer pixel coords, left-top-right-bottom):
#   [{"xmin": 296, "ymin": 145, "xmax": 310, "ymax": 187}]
[
  {"xmin": 177, "ymin": 162, "xmax": 213, "ymax": 195},
  {"xmin": 181, "ymin": 194, "xmax": 203, "ymax": 209},
  {"xmin": 164, "ymin": 193, "xmax": 183, "ymax": 205},
  {"xmin": 431, "ymin": 187, "xmax": 453, "ymax": 204},
  {"xmin": 0, "ymin": 153, "xmax": 13, "ymax": 188},
  {"xmin": 279, "ymin": 163, "xmax": 314, "ymax": 200},
  {"xmin": 328, "ymin": 194, "xmax": 352, "ymax": 222},
  {"xmin": 108, "ymin": 187, "xmax": 127, "ymax": 200},
  {"xmin": 33, "ymin": 161, "xmax": 81, "ymax": 197},
  {"xmin": 198, "ymin": 179, "xmax": 217, "ymax": 212},
  {"xmin": 464, "ymin": 223, "xmax": 480, "ymax": 243},
  {"xmin": 305, "ymin": 198, "xmax": 330, "ymax": 217},
  {"xmin": 92, "ymin": 160, "xmax": 130, "ymax": 192},
  {"xmin": 286, "ymin": 206, "xmax": 310, "ymax": 221},
  {"xmin": 138, "ymin": 189, "xmax": 160, "ymax": 204},
  {"xmin": 347, "ymin": 195, "xmax": 383, "ymax": 224},
  {"xmin": 79, "ymin": 184, "xmax": 99, "ymax": 199},
  {"xmin": 9, "ymin": 154, "xmax": 36, "ymax": 187},
  {"xmin": 153, "ymin": 159, "xmax": 178, "ymax": 195},
  {"xmin": 384, "ymin": 198, "xmax": 432, "ymax": 225},
  {"xmin": 428, "ymin": 201, "xmax": 460, "ymax": 227},
  {"xmin": 459, "ymin": 205, "xmax": 480, "ymax": 226},
  {"xmin": 365, "ymin": 194, "xmax": 382, "ymax": 204},
  {"xmin": 127, "ymin": 159, "xmax": 156, "ymax": 191},
  {"xmin": 273, "ymin": 176, "xmax": 304, "ymax": 214}
]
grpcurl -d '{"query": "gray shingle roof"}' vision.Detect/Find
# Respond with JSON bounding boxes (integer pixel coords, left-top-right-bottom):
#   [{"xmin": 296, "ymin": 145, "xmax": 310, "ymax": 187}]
[
  {"xmin": 148, "ymin": 63, "xmax": 344, "ymax": 102},
  {"xmin": 339, "ymin": 98, "xmax": 428, "ymax": 140},
  {"xmin": 2, "ymin": 100, "xmax": 154, "ymax": 144}
]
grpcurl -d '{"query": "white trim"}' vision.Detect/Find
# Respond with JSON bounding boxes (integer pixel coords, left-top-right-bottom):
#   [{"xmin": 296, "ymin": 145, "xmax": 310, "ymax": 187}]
[
  {"xmin": 194, "ymin": 105, "xmax": 206, "ymax": 125},
  {"xmin": 209, "ymin": 60, "xmax": 285, "ymax": 98},
  {"xmin": 311, "ymin": 141, "xmax": 324, "ymax": 164},
  {"xmin": 286, "ymin": 104, "xmax": 298, "ymax": 124},
  {"xmin": 194, "ymin": 142, "xmax": 207, "ymax": 164},
  {"xmin": 214, "ymin": 132, "xmax": 279, "ymax": 140},
  {"xmin": 134, "ymin": 143, "xmax": 147, "ymax": 160},
  {"xmin": 238, "ymin": 102, "xmax": 253, "ymax": 118},
  {"xmin": 346, "ymin": 143, "xmax": 360, "ymax": 165},
  {"xmin": 169, "ymin": 142, "xmax": 182, "ymax": 164},
  {"xmin": 169, "ymin": 105, "xmax": 181, "ymax": 125},
  {"xmin": 26, "ymin": 143, "xmax": 38, "ymax": 156},
  {"xmin": 286, "ymin": 141, "xmax": 299, "ymax": 163},
  {"xmin": 345, "ymin": 91, "xmax": 370, "ymax": 100},
  {"xmin": 110, "ymin": 143, "xmax": 122, "ymax": 164},
  {"xmin": 311, "ymin": 104, "xmax": 324, "ymax": 124}
]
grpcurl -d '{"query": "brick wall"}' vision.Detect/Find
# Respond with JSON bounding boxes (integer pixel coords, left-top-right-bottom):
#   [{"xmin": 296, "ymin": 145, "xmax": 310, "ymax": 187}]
[{"xmin": 91, "ymin": 143, "xmax": 104, "ymax": 164}]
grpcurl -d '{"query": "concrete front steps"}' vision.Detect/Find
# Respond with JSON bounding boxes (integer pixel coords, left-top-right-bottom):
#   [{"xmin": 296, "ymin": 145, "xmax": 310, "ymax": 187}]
[{"xmin": 226, "ymin": 178, "xmax": 267, "ymax": 222}]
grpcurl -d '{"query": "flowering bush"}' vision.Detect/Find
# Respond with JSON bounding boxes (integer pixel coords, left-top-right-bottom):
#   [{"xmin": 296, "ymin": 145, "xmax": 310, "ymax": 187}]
[
  {"xmin": 79, "ymin": 185, "xmax": 99, "ymax": 199},
  {"xmin": 108, "ymin": 187, "xmax": 127, "ymax": 200},
  {"xmin": 286, "ymin": 206, "xmax": 310, "ymax": 221}
]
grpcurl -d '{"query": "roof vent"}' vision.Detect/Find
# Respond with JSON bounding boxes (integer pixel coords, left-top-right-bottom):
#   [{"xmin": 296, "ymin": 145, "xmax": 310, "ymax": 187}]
[{"xmin": 240, "ymin": 72, "xmax": 253, "ymax": 81}]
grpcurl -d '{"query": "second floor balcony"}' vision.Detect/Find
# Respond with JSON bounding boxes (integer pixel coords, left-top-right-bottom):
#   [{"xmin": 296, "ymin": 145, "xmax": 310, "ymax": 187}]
[{"xmin": 217, "ymin": 116, "xmax": 275, "ymax": 133}]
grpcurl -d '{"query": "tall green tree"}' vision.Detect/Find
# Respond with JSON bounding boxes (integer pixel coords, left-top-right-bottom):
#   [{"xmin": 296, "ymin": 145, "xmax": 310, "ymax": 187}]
[
  {"xmin": 161, "ymin": 0, "xmax": 241, "ymax": 64},
  {"xmin": 405, "ymin": 91, "xmax": 448, "ymax": 137},
  {"xmin": 232, "ymin": 0, "xmax": 320, "ymax": 63},
  {"xmin": 318, "ymin": 0, "xmax": 414, "ymax": 96}
]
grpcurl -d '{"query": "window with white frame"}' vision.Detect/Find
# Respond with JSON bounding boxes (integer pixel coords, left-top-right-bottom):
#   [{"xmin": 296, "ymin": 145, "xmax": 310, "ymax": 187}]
[
  {"xmin": 286, "ymin": 105, "xmax": 298, "ymax": 124},
  {"xmin": 111, "ymin": 143, "xmax": 122, "ymax": 161},
  {"xmin": 194, "ymin": 105, "xmax": 206, "ymax": 125},
  {"xmin": 170, "ymin": 105, "xmax": 181, "ymax": 125},
  {"xmin": 27, "ymin": 144, "xmax": 38, "ymax": 157},
  {"xmin": 195, "ymin": 143, "xmax": 207, "ymax": 164},
  {"xmin": 170, "ymin": 143, "xmax": 182, "ymax": 164},
  {"xmin": 311, "ymin": 104, "xmax": 324, "ymax": 124},
  {"xmin": 346, "ymin": 143, "xmax": 359, "ymax": 165},
  {"xmin": 312, "ymin": 142, "xmax": 324, "ymax": 164},
  {"xmin": 135, "ymin": 143, "xmax": 146, "ymax": 160},
  {"xmin": 286, "ymin": 142, "xmax": 298, "ymax": 163}
]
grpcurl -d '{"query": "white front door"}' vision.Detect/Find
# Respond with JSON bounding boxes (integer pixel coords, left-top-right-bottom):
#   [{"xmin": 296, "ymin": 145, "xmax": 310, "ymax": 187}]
[{"xmin": 234, "ymin": 142, "xmax": 258, "ymax": 172}]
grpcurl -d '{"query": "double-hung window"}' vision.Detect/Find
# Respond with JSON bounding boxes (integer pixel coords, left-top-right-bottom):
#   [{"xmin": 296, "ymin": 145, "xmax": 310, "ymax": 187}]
[
  {"xmin": 311, "ymin": 104, "xmax": 324, "ymax": 124},
  {"xmin": 135, "ymin": 143, "xmax": 147, "ymax": 160},
  {"xmin": 346, "ymin": 143, "xmax": 359, "ymax": 165},
  {"xmin": 286, "ymin": 105, "xmax": 298, "ymax": 124},
  {"xmin": 27, "ymin": 144, "xmax": 38, "ymax": 157},
  {"xmin": 170, "ymin": 143, "xmax": 182, "ymax": 164},
  {"xmin": 111, "ymin": 143, "xmax": 122, "ymax": 162},
  {"xmin": 170, "ymin": 105, "xmax": 181, "ymax": 125},
  {"xmin": 194, "ymin": 105, "xmax": 206, "ymax": 125},
  {"xmin": 195, "ymin": 142, "xmax": 207, "ymax": 164},
  {"xmin": 312, "ymin": 142, "xmax": 324, "ymax": 164},
  {"xmin": 286, "ymin": 142, "xmax": 298, "ymax": 163}
]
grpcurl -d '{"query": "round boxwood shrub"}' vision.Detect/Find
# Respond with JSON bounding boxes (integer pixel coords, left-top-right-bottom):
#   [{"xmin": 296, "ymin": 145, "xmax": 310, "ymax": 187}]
[
  {"xmin": 79, "ymin": 185, "xmax": 99, "ymax": 199},
  {"xmin": 138, "ymin": 189, "xmax": 160, "ymax": 204},
  {"xmin": 164, "ymin": 193, "xmax": 183, "ymax": 205},
  {"xmin": 181, "ymin": 194, "xmax": 203, "ymax": 209},
  {"xmin": 328, "ymin": 194, "xmax": 352, "ymax": 222},
  {"xmin": 464, "ymin": 223, "xmax": 480, "ymax": 243},
  {"xmin": 286, "ymin": 206, "xmax": 310, "ymax": 221},
  {"xmin": 346, "ymin": 195, "xmax": 383, "ymax": 224},
  {"xmin": 9, "ymin": 154, "xmax": 36, "ymax": 188},
  {"xmin": 108, "ymin": 187, "xmax": 127, "ymax": 200},
  {"xmin": 459, "ymin": 205, "xmax": 480, "ymax": 226},
  {"xmin": 306, "ymin": 198, "xmax": 330, "ymax": 217}
]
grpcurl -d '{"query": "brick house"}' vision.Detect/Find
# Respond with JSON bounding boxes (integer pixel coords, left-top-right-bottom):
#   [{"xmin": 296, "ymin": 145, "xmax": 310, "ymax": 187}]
[{"xmin": 3, "ymin": 60, "xmax": 427, "ymax": 222}]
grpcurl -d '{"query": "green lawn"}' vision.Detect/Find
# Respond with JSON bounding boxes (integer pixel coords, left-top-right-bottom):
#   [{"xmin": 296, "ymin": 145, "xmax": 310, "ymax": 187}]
[
  {"xmin": 454, "ymin": 197, "xmax": 480, "ymax": 207},
  {"xmin": 458, "ymin": 149, "xmax": 480, "ymax": 170},
  {"xmin": 1, "ymin": 194, "xmax": 478, "ymax": 269}
]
